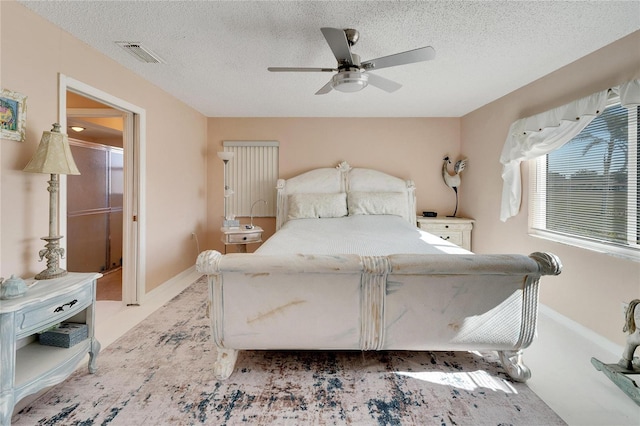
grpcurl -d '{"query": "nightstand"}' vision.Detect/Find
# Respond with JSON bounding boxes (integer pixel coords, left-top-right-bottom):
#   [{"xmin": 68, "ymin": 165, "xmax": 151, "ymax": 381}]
[
  {"xmin": 417, "ymin": 216, "xmax": 475, "ymax": 251},
  {"xmin": 0, "ymin": 272, "xmax": 101, "ymax": 425},
  {"xmin": 220, "ymin": 226, "xmax": 263, "ymax": 253}
]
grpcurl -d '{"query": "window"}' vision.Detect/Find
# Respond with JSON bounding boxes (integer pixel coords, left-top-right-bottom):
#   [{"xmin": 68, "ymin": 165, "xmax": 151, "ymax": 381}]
[
  {"xmin": 530, "ymin": 100, "xmax": 639, "ymax": 260},
  {"xmin": 223, "ymin": 140, "xmax": 279, "ymax": 218}
]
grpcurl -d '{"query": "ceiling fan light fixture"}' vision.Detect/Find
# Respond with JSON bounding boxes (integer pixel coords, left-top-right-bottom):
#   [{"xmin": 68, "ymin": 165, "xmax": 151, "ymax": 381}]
[
  {"xmin": 331, "ymin": 72, "xmax": 368, "ymax": 93},
  {"xmin": 268, "ymin": 27, "xmax": 434, "ymax": 95}
]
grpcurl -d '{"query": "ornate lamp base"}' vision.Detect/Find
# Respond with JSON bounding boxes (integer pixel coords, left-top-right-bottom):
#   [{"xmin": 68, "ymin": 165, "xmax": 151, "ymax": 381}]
[
  {"xmin": 35, "ymin": 267, "xmax": 68, "ymax": 280},
  {"xmin": 35, "ymin": 235, "xmax": 68, "ymax": 280}
]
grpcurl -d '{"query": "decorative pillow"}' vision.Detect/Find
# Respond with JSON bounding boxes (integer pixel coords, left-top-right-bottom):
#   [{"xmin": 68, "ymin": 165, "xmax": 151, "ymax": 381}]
[
  {"xmin": 287, "ymin": 192, "xmax": 348, "ymax": 219},
  {"xmin": 347, "ymin": 191, "xmax": 406, "ymax": 217}
]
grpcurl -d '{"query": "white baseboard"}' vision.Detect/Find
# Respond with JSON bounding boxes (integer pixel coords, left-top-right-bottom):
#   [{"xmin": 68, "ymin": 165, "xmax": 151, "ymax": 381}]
[
  {"xmin": 538, "ymin": 303, "xmax": 623, "ymax": 358},
  {"xmin": 142, "ymin": 265, "xmax": 202, "ymax": 305}
]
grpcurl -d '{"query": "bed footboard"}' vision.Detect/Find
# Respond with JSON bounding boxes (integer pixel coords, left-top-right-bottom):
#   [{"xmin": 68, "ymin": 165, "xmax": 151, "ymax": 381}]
[{"xmin": 196, "ymin": 250, "xmax": 561, "ymax": 381}]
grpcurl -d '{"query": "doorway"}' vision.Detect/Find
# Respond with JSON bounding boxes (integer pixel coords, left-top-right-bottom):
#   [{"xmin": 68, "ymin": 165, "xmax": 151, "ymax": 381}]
[
  {"xmin": 59, "ymin": 74, "xmax": 146, "ymax": 305},
  {"xmin": 67, "ymin": 136, "xmax": 124, "ymax": 300}
]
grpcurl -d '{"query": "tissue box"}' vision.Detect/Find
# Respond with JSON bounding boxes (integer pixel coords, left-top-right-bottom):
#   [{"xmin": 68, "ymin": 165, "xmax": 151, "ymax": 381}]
[
  {"xmin": 223, "ymin": 219, "xmax": 240, "ymax": 228},
  {"xmin": 39, "ymin": 323, "xmax": 88, "ymax": 348}
]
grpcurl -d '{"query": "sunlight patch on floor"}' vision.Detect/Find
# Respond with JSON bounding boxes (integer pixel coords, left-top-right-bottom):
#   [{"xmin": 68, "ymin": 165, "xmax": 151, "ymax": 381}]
[{"xmin": 395, "ymin": 369, "xmax": 518, "ymax": 394}]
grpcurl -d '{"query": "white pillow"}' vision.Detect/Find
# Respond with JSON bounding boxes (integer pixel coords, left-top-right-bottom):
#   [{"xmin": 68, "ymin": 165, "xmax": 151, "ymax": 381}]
[
  {"xmin": 347, "ymin": 191, "xmax": 407, "ymax": 217},
  {"xmin": 287, "ymin": 192, "xmax": 348, "ymax": 219}
]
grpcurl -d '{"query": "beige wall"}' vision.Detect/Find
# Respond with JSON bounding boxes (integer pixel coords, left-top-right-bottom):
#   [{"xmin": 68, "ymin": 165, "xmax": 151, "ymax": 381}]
[
  {"xmin": 461, "ymin": 31, "xmax": 640, "ymax": 346},
  {"xmin": 1, "ymin": 1, "xmax": 208, "ymax": 292},
  {"xmin": 207, "ymin": 117, "xmax": 462, "ymax": 252}
]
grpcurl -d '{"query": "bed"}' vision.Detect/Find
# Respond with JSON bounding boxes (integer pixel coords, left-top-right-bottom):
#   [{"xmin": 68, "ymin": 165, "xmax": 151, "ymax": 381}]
[{"xmin": 196, "ymin": 161, "xmax": 562, "ymax": 382}]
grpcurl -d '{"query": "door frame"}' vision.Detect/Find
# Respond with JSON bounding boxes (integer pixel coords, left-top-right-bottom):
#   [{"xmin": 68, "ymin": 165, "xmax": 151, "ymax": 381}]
[{"xmin": 59, "ymin": 74, "xmax": 146, "ymax": 305}]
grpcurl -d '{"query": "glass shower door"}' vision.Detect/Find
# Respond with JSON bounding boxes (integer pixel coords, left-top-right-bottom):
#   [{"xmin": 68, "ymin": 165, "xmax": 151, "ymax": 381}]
[{"xmin": 67, "ymin": 141, "xmax": 123, "ymax": 273}]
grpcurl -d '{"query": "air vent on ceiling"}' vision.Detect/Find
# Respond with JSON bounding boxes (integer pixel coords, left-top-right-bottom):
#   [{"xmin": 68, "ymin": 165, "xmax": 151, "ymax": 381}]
[{"xmin": 115, "ymin": 42, "xmax": 165, "ymax": 63}]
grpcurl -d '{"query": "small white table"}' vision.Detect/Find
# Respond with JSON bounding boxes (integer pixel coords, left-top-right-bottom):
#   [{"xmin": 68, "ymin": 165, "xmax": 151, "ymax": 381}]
[
  {"xmin": 220, "ymin": 226, "xmax": 263, "ymax": 253},
  {"xmin": 0, "ymin": 272, "xmax": 101, "ymax": 424},
  {"xmin": 417, "ymin": 216, "xmax": 475, "ymax": 251}
]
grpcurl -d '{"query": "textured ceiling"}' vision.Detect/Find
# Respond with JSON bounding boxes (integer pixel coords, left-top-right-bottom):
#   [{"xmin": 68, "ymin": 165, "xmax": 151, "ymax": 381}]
[{"xmin": 18, "ymin": 1, "xmax": 640, "ymax": 117}]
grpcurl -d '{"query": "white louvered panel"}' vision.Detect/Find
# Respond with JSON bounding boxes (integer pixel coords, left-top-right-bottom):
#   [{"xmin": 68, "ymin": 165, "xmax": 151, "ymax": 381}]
[{"xmin": 223, "ymin": 141, "xmax": 279, "ymax": 217}]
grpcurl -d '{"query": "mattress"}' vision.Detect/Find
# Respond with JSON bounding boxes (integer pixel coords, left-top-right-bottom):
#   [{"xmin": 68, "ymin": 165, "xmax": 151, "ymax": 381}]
[{"xmin": 257, "ymin": 215, "xmax": 471, "ymax": 256}]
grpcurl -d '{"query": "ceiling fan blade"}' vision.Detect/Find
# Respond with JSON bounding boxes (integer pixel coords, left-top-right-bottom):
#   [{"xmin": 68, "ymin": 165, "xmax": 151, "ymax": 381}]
[
  {"xmin": 268, "ymin": 67, "xmax": 336, "ymax": 72},
  {"xmin": 362, "ymin": 46, "xmax": 436, "ymax": 71},
  {"xmin": 315, "ymin": 80, "xmax": 333, "ymax": 95},
  {"xmin": 320, "ymin": 27, "xmax": 354, "ymax": 66},
  {"xmin": 366, "ymin": 73, "xmax": 402, "ymax": 93}
]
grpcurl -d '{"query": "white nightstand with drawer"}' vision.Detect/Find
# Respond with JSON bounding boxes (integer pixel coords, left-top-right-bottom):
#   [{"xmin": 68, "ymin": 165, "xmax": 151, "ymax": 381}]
[
  {"xmin": 417, "ymin": 217, "xmax": 475, "ymax": 251},
  {"xmin": 221, "ymin": 226, "xmax": 263, "ymax": 253},
  {"xmin": 0, "ymin": 272, "xmax": 101, "ymax": 424}
]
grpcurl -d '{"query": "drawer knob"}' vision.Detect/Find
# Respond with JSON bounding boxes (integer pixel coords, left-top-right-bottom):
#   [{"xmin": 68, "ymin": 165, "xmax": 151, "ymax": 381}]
[
  {"xmin": 440, "ymin": 236, "xmax": 450, "ymax": 240},
  {"xmin": 445, "ymin": 225, "xmax": 449, "ymax": 228},
  {"xmin": 243, "ymin": 236, "xmax": 247, "ymax": 241},
  {"xmin": 54, "ymin": 299, "xmax": 78, "ymax": 313}
]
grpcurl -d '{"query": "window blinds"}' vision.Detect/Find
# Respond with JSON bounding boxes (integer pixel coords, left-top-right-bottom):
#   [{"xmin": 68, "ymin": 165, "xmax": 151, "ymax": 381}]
[
  {"xmin": 531, "ymin": 103, "xmax": 639, "ymax": 249},
  {"xmin": 222, "ymin": 141, "xmax": 279, "ymax": 217}
]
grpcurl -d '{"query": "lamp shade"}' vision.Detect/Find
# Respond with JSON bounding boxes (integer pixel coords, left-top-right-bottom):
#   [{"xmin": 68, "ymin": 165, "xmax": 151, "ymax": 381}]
[
  {"xmin": 217, "ymin": 151, "xmax": 234, "ymax": 161},
  {"xmin": 23, "ymin": 123, "xmax": 80, "ymax": 175}
]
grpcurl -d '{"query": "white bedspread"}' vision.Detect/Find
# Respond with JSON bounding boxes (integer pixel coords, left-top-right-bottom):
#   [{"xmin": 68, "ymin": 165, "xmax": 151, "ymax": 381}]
[{"xmin": 257, "ymin": 215, "xmax": 471, "ymax": 255}]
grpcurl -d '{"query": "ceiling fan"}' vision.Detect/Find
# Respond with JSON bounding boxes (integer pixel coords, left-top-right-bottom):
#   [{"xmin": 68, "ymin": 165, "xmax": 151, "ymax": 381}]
[{"xmin": 268, "ymin": 27, "xmax": 436, "ymax": 95}]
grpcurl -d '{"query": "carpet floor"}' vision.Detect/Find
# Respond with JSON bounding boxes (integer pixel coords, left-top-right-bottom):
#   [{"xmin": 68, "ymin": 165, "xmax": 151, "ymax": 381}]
[{"xmin": 13, "ymin": 277, "xmax": 565, "ymax": 425}]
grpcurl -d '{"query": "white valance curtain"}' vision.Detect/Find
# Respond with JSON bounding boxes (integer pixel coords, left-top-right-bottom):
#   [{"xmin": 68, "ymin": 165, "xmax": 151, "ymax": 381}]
[{"xmin": 499, "ymin": 78, "xmax": 640, "ymax": 222}]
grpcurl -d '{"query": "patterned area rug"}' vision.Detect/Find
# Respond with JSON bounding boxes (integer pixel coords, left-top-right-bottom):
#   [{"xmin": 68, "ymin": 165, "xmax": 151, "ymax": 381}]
[{"xmin": 13, "ymin": 277, "xmax": 565, "ymax": 425}]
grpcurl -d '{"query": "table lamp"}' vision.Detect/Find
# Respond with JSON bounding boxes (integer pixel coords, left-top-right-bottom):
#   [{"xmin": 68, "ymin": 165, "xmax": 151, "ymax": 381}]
[{"xmin": 23, "ymin": 123, "xmax": 80, "ymax": 279}]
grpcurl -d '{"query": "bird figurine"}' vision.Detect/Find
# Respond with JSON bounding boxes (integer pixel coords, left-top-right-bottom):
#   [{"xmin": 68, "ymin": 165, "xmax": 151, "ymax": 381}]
[{"xmin": 442, "ymin": 155, "xmax": 467, "ymax": 217}]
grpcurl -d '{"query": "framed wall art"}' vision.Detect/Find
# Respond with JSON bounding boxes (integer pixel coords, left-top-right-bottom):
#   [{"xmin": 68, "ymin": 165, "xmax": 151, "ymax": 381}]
[{"xmin": 1, "ymin": 88, "xmax": 27, "ymax": 141}]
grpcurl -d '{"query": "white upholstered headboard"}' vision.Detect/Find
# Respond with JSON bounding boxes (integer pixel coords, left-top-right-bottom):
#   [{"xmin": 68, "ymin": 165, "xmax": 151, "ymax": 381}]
[{"xmin": 276, "ymin": 161, "xmax": 416, "ymax": 230}]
